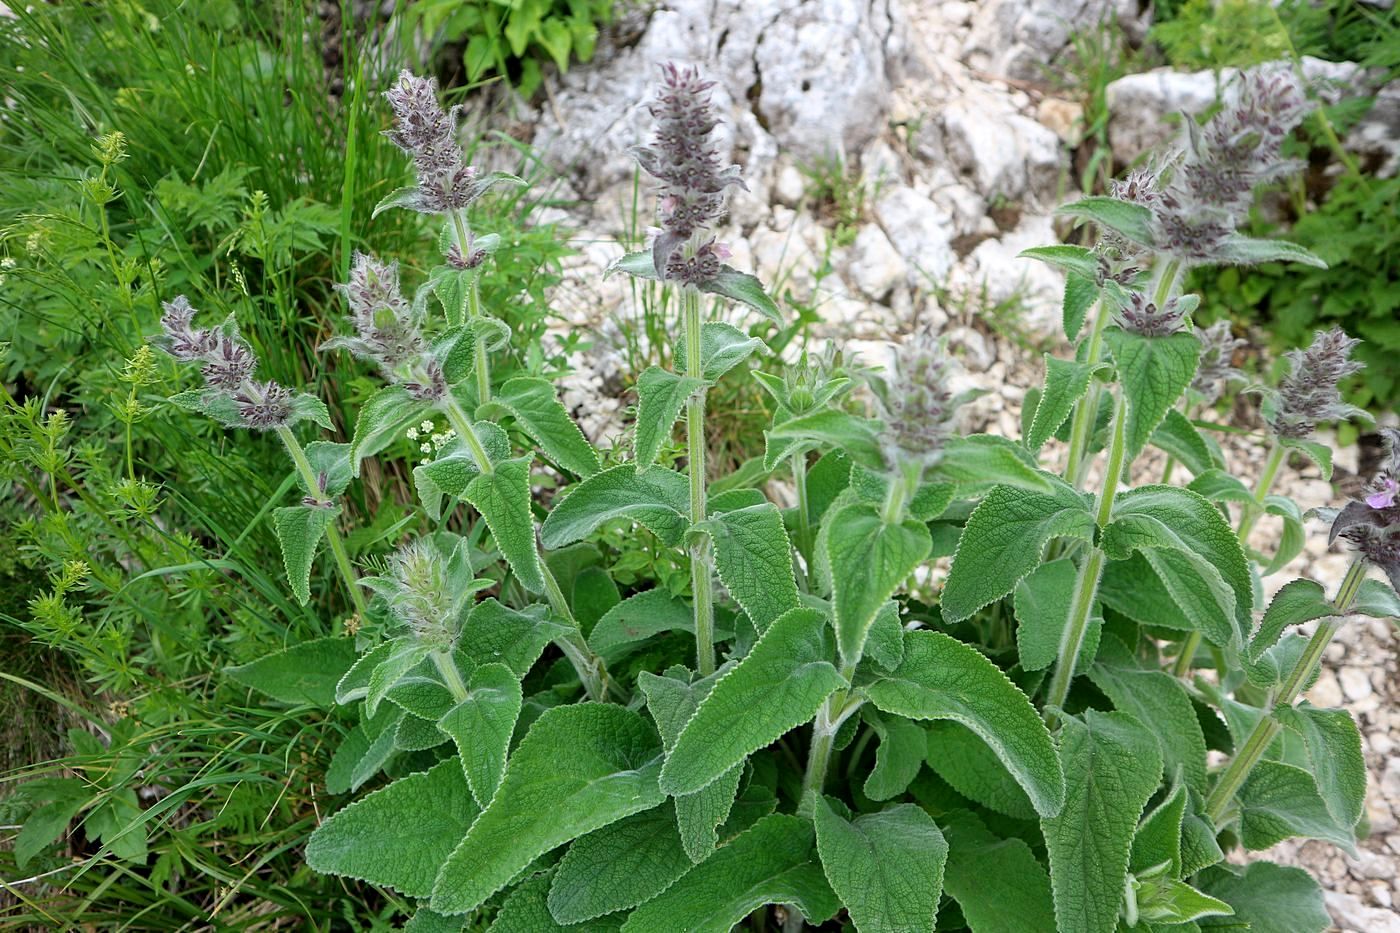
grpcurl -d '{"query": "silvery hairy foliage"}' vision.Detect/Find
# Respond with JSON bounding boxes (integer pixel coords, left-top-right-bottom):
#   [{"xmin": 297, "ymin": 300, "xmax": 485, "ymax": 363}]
[{"xmin": 172, "ymin": 61, "xmax": 1395, "ymax": 933}]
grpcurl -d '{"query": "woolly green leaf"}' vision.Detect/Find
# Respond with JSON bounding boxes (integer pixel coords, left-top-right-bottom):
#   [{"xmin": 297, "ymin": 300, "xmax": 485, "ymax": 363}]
[
  {"xmin": 864, "ymin": 601, "xmax": 905, "ymax": 671},
  {"xmin": 676, "ymin": 321, "xmax": 765, "ymax": 381},
  {"xmin": 1237, "ymin": 760, "xmax": 1356, "ymax": 853},
  {"xmin": 941, "ymin": 809, "xmax": 1057, "ymax": 933},
  {"xmin": 1027, "ymin": 355, "xmax": 1098, "ymax": 452},
  {"xmin": 942, "ymin": 484, "xmax": 1094, "ymax": 622},
  {"xmin": 1280, "ymin": 435, "xmax": 1332, "ymax": 480},
  {"xmin": 1019, "ymin": 244, "xmax": 1099, "ymax": 279},
  {"xmin": 933, "ymin": 434, "xmax": 1056, "ymax": 495},
  {"xmin": 1013, "ymin": 557, "xmax": 1101, "ymax": 674},
  {"xmin": 430, "ymin": 704, "xmax": 665, "ymax": 915},
  {"xmin": 863, "ymin": 710, "xmax": 926, "ymax": 801},
  {"xmin": 694, "ymin": 503, "xmax": 799, "ymax": 634},
  {"xmin": 1215, "ymin": 235, "xmax": 1327, "ymax": 269},
  {"xmin": 548, "ymin": 802, "xmax": 692, "ymax": 923},
  {"xmin": 1105, "ymin": 328, "xmax": 1200, "ymax": 459},
  {"xmin": 306, "ymin": 759, "xmax": 479, "ymax": 897},
  {"xmin": 1090, "ymin": 650, "xmax": 1208, "ymax": 794},
  {"xmin": 1195, "ymin": 861, "xmax": 1330, "ymax": 933},
  {"xmin": 463, "ymin": 456, "xmax": 545, "ymax": 594},
  {"xmin": 305, "ymin": 441, "xmax": 353, "ymax": 497},
  {"xmin": 620, "ymin": 814, "xmax": 839, "ymax": 933},
  {"xmin": 1275, "ymin": 704, "xmax": 1366, "ymax": 830},
  {"xmin": 491, "ymin": 873, "xmax": 622, "ymax": 932},
  {"xmin": 661, "ymin": 608, "xmax": 845, "ymax": 796},
  {"xmin": 1153, "ymin": 409, "xmax": 1216, "ymax": 476},
  {"xmin": 365, "ymin": 641, "xmax": 432, "ymax": 719},
  {"xmin": 395, "ymin": 713, "xmax": 448, "ymax": 752},
  {"xmin": 1063, "ymin": 271, "xmax": 1100, "ymax": 342},
  {"xmin": 633, "ymin": 367, "xmax": 706, "ymax": 471},
  {"xmin": 335, "ymin": 641, "xmax": 397, "ymax": 705},
  {"xmin": 638, "ymin": 668, "xmax": 743, "ymax": 863},
  {"xmin": 606, "ymin": 250, "xmax": 656, "ymax": 280},
  {"xmin": 372, "ymin": 184, "xmax": 423, "ymax": 218},
  {"xmin": 1132, "ymin": 872, "xmax": 1234, "ymax": 926},
  {"xmin": 1355, "ymin": 578, "xmax": 1400, "ymax": 618},
  {"xmin": 589, "ymin": 589, "xmax": 695, "ymax": 660},
  {"xmin": 766, "ymin": 409, "xmax": 886, "ymax": 471},
  {"xmin": 493, "ymin": 377, "xmax": 600, "ymax": 477},
  {"xmin": 459, "ymin": 599, "xmax": 568, "ymax": 677},
  {"xmin": 413, "ymin": 422, "xmax": 511, "ymax": 521},
  {"xmin": 926, "ymin": 721, "xmax": 1038, "ymax": 820},
  {"xmin": 271, "ymin": 504, "xmax": 338, "ymax": 606},
  {"xmin": 1130, "ymin": 782, "xmax": 1187, "ymax": 877},
  {"xmin": 1262, "ymin": 494, "xmax": 1306, "ymax": 575},
  {"xmin": 1056, "ymin": 196, "xmax": 1156, "ymax": 248},
  {"xmin": 814, "ymin": 798, "xmax": 947, "ymax": 933},
  {"xmin": 438, "ymin": 663, "xmax": 522, "ymax": 807},
  {"xmin": 1187, "ymin": 468, "xmax": 1254, "ymax": 505},
  {"xmin": 289, "ymin": 392, "xmax": 334, "ymax": 430},
  {"xmin": 350, "ymin": 384, "xmax": 426, "ymax": 476},
  {"xmin": 699, "ymin": 265, "xmax": 783, "ymax": 325},
  {"xmin": 541, "ymin": 464, "xmax": 691, "ymax": 549},
  {"xmin": 1246, "ymin": 579, "xmax": 1335, "ymax": 676},
  {"xmin": 226, "ymin": 636, "xmax": 358, "ymax": 707},
  {"xmin": 826, "ymin": 503, "xmax": 930, "ymax": 668},
  {"xmin": 1042, "ymin": 711, "xmax": 1163, "ymax": 933},
  {"xmin": 866, "ymin": 631, "xmax": 1064, "ymax": 818}
]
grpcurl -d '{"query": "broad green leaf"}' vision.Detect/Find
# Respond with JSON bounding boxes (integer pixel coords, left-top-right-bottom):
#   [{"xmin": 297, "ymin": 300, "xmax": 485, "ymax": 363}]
[
  {"xmin": 306, "ymin": 759, "xmax": 479, "ymax": 897},
  {"xmin": 430, "ymin": 704, "xmax": 665, "ymax": 915},
  {"xmin": 694, "ymin": 503, "xmax": 800, "ymax": 634},
  {"xmin": 349, "ymin": 384, "xmax": 426, "ymax": 476},
  {"xmin": 1063, "ymin": 271, "xmax": 1099, "ymax": 341},
  {"xmin": 1275, "ymin": 704, "xmax": 1366, "ymax": 829},
  {"xmin": 766, "ymin": 409, "xmax": 885, "ymax": 471},
  {"xmin": 589, "ymin": 589, "xmax": 695, "ymax": 660},
  {"xmin": 620, "ymin": 814, "xmax": 839, "ymax": 933},
  {"xmin": 1237, "ymin": 760, "xmax": 1356, "ymax": 853},
  {"xmin": 826, "ymin": 502, "xmax": 930, "ymax": 668},
  {"xmin": 1056, "ymin": 196, "xmax": 1156, "ymax": 248},
  {"xmin": 1187, "ymin": 468, "xmax": 1254, "ymax": 505},
  {"xmin": 814, "ymin": 798, "xmax": 947, "ymax": 933},
  {"xmin": 226, "ymin": 636, "xmax": 359, "ymax": 707},
  {"xmin": 493, "ymin": 377, "xmax": 600, "ymax": 477},
  {"xmin": 438, "ymin": 663, "xmax": 522, "ymax": 807},
  {"xmin": 1130, "ymin": 782, "xmax": 1187, "ymax": 877},
  {"xmin": 541, "ymin": 464, "xmax": 691, "ymax": 549},
  {"xmin": 1153, "ymin": 409, "xmax": 1216, "ymax": 476},
  {"xmin": 866, "ymin": 631, "xmax": 1064, "ymax": 817},
  {"xmin": 941, "ymin": 809, "xmax": 1057, "ymax": 933},
  {"xmin": 326, "ymin": 706, "xmax": 403, "ymax": 793},
  {"xmin": 677, "ymin": 321, "xmax": 765, "ymax": 381},
  {"xmin": 1042, "ymin": 711, "xmax": 1163, "ymax": 933},
  {"xmin": 414, "ymin": 422, "xmax": 511, "ymax": 521},
  {"xmin": 1215, "ymin": 235, "xmax": 1327, "ymax": 268},
  {"xmin": 699, "ymin": 265, "xmax": 783, "ymax": 325},
  {"xmin": 1098, "ymin": 552, "xmax": 1194, "ymax": 632},
  {"xmin": 365, "ymin": 641, "xmax": 432, "ymax": 718},
  {"xmin": 372, "ymin": 184, "xmax": 422, "ymax": 218},
  {"xmin": 305, "ymin": 441, "xmax": 353, "ymax": 497},
  {"xmin": 1355, "ymin": 577, "xmax": 1400, "ymax": 618},
  {"xmin": 272, "ymin": 504, "xmax": 338, "ymax": 606},
  {"xmin": 1105, "ymin": 328, "xmax": 1200, "ymax": 459},
  {"xmin": 289, "ymin": 392, "xmax": 334, "ymax": 430},
  {"xmin": 864, "ymin": 710, "xmax": 926, "ymax": 801},
  {"xmin": 548, "ymin": 802, "xmax": 692, "ymax": 923},
  {"xmin": 459, "ymin": 599, "xmax": 568, "ymax": 677},
  {"xmin": 1246, "ymin": 579, "xmax": 1335, "ymax": 676},
  {"xmin": 1090, "ymin": 647, "xmax": 1208, "ymax": 794},
  {"xmin": 1019, "ymin": 244, "xmax": 1098, "ymax": 279},
  {"xmin": 1027, "ymin": 355, "xmax": 1098, "ymax": 452},
  {"xmin": 489, "ymin": 872, "xmax": 622, "ymax": 933},
  {"xmin": 926, "ymin": 720, "xmax": 1037, "ymax": 820},
  {"xmin": 933, "ymin": 434, "xmax": 1056, "ymax": 496},
  {"xmin": 864, "ymin": 601, "xmax": 905, "ymax": 671},
  {"xmin": 1195, "ymin": 861, "xmax": 1329, "ymax": 933},
  {"xmin": 1013, "ymin": 557, "xmax": 1100, "ymax": 673},
  {"xmin": 661, "ymin": 608, "xmax": 845, "ymax": 796},
  {"xmin": 16, "ymin": 794, "xmax": 85, "ymax": 869},
  {"xmin": 638, "ymin": 668, "xmax": 743, "ymax": 863},
  {"xmin": 942, "ymin": 484, "xmax": 1094, "ymax": 622},
  {"xmin": 632, "ymin": 367, "xmax": 706, "ymax": 471},
  {"xmin": 394, "ymin": 713, "xmax": 448, "ymax": 752},
  {"xmin": 1279, "ymin": 436, "xmax": 1332, "ymax": 480},
  {"xmin": 463, "ymin": 456, "xmax": 545, "ymax": 594},
  {"xmin": 1262, "ymin": 494, "xmax": 1306, "ymax": 575}
]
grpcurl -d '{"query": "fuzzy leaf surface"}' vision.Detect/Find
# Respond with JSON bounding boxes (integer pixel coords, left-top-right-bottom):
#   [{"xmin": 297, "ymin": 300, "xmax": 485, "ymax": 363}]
[
  {"xmin": 864, "ymin": 711, "xmax": 927, "ymax": 801},
  {"xmin": 865, "ymin": 631, "xmax": 1064, "ymax": 817},
  {"xmin": 1275, "ymin": 704, "xmax": 1366, "ymax": 829},
  {"xmin": 548, "ymin": 802, "xmax": 692, "ymax": 923},
  {"xmin": 1056, "ymin": 196, "xmax": 1156, "ymax": 247},
  {"xmin": 933, "ymin": 435, "xmax": 1056, "ymax": 496},
  {"xmin": 677, "ymin": 321, "xmax": 765, "ymax": 381},
  {"xmin": 589, "ymin": 589, "xmax": 696, "ymax": 660},
  {"xmin": 1195, "ymin": 861, "xmax": 1329, "ymax": 933},
  {"xmin": 814, "ymin": 799, "xmax": 946, "ymax": 933},
  {"xmin": 941, "ymin": 809, "xmax": 1057, "ymax": 933},
  {"xmin": 438, "ymin": 663, "xmax": 522, "ymax": 807},
  {"xmin": 1105, "ymin": 328, "xmax": 1200, "ymax": 460},
  {"xmin": 226, "ymin": 636, "xmax": 358, "ymax": 707},
  {"xmin": 489, "ymin": 873, "xmax": 622, "ymax": 933},
  {"xmin": 272, "ymin": 504, "xmax": 337, "ymax": 606},
  {"xmin": 494, "ymin": 377, "xmax": 600, "ymax": 477},
  {"xmin": 699, "ymin": 266, "xmax": 783, "ymax": 325},
  {"xmin": 463, "ymin": 456, "xmax": 545, "ymax": 594},
  {"xmin": 633, "ymin": 367, "xmax": 706, "ymax": 471},
  {"xmin": 459, "ymin": 599, "xmax": 566, "ymax": 676},
  {"xmin": 1027, "ymin": 355, "xmax": 1098, "ymax": 452},
  {"xmin": 826, "ymin": 502, "xmax": 930, "ymax": 668},
  {"xmin": 541, "ymin": 464, "xmax": 691, "ymax": 548},
  {"xmin": 1237, "ymin": 760, "xmax": 1356, "ymax": 853},
  {"xmin": 349, "ymin": 384, "xmax": 425, "ymax": 475},
  {"xmin": 694, "ymin": 503, "xmax": 800, "ymax": 634}
]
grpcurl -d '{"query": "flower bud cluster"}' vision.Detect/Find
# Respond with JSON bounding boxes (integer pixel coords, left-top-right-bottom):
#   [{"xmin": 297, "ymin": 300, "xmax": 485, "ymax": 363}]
[
  {"xmin": 383, "ymin": 71, "xmax": 479, "ymax": 215},
  {"xmin": 383, "ymin": 540, "xmax": 457, "ymax": 649},
  {"xmin": 1267, "ymin": 327, "xmax": 1364, "ymax": 439},
  {"xmin": 325, "ymin": 253, "xmax": 445, "ymax": 402},
  {"xmin": 1115, "ymin": 291, "xmax": 1191, "ymax": 337},
  {"xmin": 1329, "ymin": 428, "xmax": 1400, "ymax": 590},
  {"xmin": 1112, "ymin": 68, "xmax": 1312, "ymax": 264},
  {"xmin": 634, "ymin": 63, "xmax": 744, "ymax": 279},
  {"xmin": 156, "ymin": 296, "xmax": 295, "ymax": 431},
  {"xmin": 870, "ymin": 329, "xmax": 959, "ymax": 476},
  {"xmin": 1190, "ymin": 321, "xmax": 1247, "ymax": 404}
]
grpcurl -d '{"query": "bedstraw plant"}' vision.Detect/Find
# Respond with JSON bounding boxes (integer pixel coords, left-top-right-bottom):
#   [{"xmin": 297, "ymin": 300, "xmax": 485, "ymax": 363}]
[{"xmin": 154, "ymin": 64, "xmax": 1395, "ymax": 933}]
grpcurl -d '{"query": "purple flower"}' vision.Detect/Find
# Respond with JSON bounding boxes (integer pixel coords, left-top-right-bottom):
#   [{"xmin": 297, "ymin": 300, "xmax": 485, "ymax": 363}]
[
  {"xmin": 233, "ymin": 381, "xmax": 294, "ymax": 431},
  {"xmin": 869, "ymin": 328, "xmax": 960, "ymax": 475},
  {"xmin": 1190, "ymin": 321, "xmax": 1247, "ymax": 404},
  {"xmin": 1328, "ymin": 428, "xmax": 1400, "ymax": 590},
  {"xmin": 1114, "ymin": 291, "xmax": 1191, "ymax": 337},
  {"xmin": 1266, "ymin": 327, "xmax": 1366, "ymax": 439},
  {"xmin": 325, "ymin": 253, "xmax": 446, "ymax": 402},
  {"xmin": 1367, "ymin": 476, "xmax": 1399, "ymax": 510}
]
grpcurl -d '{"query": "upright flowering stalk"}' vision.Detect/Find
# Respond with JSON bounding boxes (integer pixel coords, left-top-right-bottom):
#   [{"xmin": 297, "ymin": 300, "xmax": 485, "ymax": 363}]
[
  {"xmin": 378, "ymin": 70, "xmax": 523, "ymax": 405},
  {"xmin": 154, "ymin": 297, "xmax": 370, "ymax": 622},
  {"xmin": 1189, "ymin": 321, "xmax": 1247, "ymax": 406},
  {"xmin": 614, "ymin": 63, "xmax": 778, "ymax": 676},
  {"xmin": 868, "ymin": 330, "xmax": 959, "ymax": 507}
]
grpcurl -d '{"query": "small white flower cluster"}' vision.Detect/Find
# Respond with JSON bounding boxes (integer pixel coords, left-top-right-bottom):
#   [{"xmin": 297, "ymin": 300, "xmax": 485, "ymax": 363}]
[
  {"xmin": 406, "ymin": 419, "xmax": 456, "ymax": 465},
  {"xmin": 0, "ymin": 256, "xmax": 15, "ymax": 288}
]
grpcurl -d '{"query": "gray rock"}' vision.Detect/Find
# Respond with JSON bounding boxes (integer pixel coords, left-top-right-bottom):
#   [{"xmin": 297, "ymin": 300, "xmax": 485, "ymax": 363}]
[
  {"xmin": 873, "ymin": 186, "xmax": 956, "ymax": 283},
  {"xmin": 846, "ymin": 224, "xmax": 908, "ymax": 301},
  {"xmin": 1106, "ymin": 69, "xmax": 1221, "ymax": 165},
  {"xmin": 1339, "ymin": 666, "xmax": 1374, "ymax": 703},
  {"xmin": 1325, "ymin": 890, "xmax": 1400, "ymax": 933},
  {"xmin": 963, "ymin": 0, "xmax": 1145, "ymax": 82},
  {"xmin": 941, "ymin": 100, "xmax": 1064, "ymax": 204}
]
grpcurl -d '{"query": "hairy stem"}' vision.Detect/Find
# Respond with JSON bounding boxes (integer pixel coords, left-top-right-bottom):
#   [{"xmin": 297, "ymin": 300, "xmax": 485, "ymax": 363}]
[
  {"xmin": 432, "ymin": 649, "xmax": 470, "ymax": 703},
  {"xmin": 799, "ymin": 669, "xmax": 862, "ymax": 818},
  {"xmin": 276, "ymin": 425, "xmax": 370, "ymax": 624},
  {"xmin": 439, "ymin": 396, "xmax": 495, "ymax": 473},
  {"xmin": 683, "ymin": 286, "xmax": 716, "ymax": 676},
  {"xmin": 1203, "ymin": 557, "xmax": 1368, "ymax": 824},
  {"xmin": 1063, "ymin": 296, "xmax": 1110, "ymax": 490},
  {"xmin": 1173, "ymin": 439, "xmax": 1287, "ymax": 677},
  {"xmin": 791, "ymin": 450, "xmax": 813, "ymax": 570}
]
